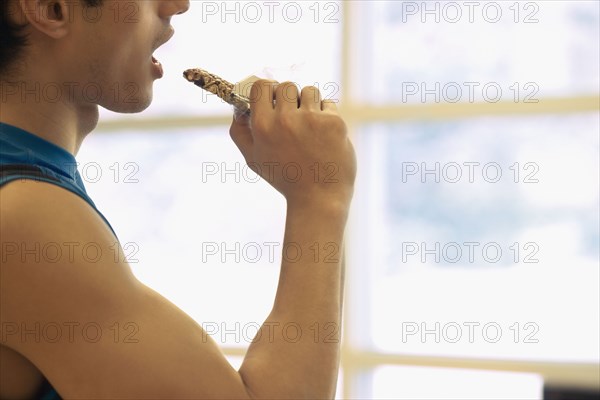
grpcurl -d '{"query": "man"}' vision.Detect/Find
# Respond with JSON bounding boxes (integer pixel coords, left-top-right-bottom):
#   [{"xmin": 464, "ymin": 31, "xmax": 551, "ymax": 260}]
[{"xmin": 0, "ymin": 0, "xmax": 356, "ymax": 399}]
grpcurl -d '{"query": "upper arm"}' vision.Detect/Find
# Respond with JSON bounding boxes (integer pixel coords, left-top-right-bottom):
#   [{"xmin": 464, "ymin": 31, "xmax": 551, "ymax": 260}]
[{"xmin": 0, "ymin": 181, "xmax": 250, "ymax": 399}]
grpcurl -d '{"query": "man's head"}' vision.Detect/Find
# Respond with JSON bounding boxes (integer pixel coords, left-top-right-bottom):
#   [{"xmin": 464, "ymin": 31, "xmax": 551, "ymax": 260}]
[
  {"xmin": 1, "ymin": 0, "xmax": 103, "ymax": 72},
  {"xmin": 1, "ymin": 0, "xmax": 189, "ymax": 113}
]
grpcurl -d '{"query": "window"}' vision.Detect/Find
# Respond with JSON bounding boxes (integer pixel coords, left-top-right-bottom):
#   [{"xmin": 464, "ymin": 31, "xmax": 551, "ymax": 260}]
[{"xmin": 81, "ymin": 1, "xmax": 599, "ymax": 398}]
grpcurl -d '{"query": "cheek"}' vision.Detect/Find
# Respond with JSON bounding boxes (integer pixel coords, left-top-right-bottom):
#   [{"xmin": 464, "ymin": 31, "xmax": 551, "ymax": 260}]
[{"xmin": 86, "ymin": 28, "xmax": 155, "ymax": 112}]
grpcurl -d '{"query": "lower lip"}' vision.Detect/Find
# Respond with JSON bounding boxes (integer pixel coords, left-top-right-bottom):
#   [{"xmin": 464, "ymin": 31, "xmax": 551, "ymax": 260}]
[{"xmin": 152, "ymin": 56, "xmax": 164, "ymax": 78}]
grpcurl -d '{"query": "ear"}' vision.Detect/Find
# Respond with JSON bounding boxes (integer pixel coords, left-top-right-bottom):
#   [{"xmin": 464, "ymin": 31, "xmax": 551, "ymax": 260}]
[{"xmin": 18, "ymin": 0, "xmax": 73, "ymax": 39}]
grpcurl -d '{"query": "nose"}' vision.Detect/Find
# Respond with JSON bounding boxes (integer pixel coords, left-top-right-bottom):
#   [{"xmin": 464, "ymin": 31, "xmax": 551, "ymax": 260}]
[
  {"xmin": 162, "ymin": 0, "xmax": 190, "ymax": 17},
  {"xmin": 176, "ymin": 0, "xmax": 190, "ymax": 15}
]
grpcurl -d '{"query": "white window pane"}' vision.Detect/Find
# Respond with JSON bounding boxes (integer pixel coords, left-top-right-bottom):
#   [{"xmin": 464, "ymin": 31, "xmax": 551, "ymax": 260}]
[
  {"xmin": 370, "ymin": 365, "xmax": 543, "ymax": 399},
  {"xmin": 100, "ymin": 0, "xmax": 342, "ymax": 120},
  {"xmin": 77, "ymin": 126, "xmax": 287, "ymax": 348},
  {"xmin": 335, "ymin": 370, "xmax": 344, "ymax": 400},
  {"xmin": 348, "ymin": 112, "xmax": 599, "ymax": 362},
  {"xmin": 226, "ymin": 355, "xmax": 244, "ymax": 370},
  {"xmin": 350, "ymin": 1, "xmax": 600, "ymax": 104}
]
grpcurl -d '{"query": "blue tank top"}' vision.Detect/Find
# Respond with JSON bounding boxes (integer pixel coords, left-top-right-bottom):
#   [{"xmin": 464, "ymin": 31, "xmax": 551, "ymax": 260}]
[
  {"xmin": 0, "ymin": 122, "xmax": 118, "ymax": 400},
  {"xmin": 0, "ymin": 122, "xmax": 117, "ymax": 237}
]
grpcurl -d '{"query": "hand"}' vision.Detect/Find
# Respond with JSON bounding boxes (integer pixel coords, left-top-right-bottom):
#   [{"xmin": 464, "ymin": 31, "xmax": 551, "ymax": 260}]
[{"xmin": 229, "ymin": 80, "xmax": 357, "ymax": 210}]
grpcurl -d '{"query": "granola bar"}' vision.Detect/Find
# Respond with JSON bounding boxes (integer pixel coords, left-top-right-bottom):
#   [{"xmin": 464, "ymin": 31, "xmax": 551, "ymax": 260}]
[{"xmin": 183, "ymin": 68, "xmax": 251, "ymax": 114}]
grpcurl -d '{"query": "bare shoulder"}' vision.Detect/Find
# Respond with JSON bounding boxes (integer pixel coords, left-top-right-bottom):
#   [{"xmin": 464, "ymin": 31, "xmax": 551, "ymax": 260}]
[
  {"xmin": 0, "ymin": 180, "xmax": 249, "ymax": 399},
  {"xmin": 1, "ymin": 178, "xmax": 120, "ymax": 252},
  {"xmin": 1, "ymin": 176, "xmax": 135, "ymax": 264},
  {"xmin": 0, "ymin": 179, "xmax": 139, "ymax": 324}
]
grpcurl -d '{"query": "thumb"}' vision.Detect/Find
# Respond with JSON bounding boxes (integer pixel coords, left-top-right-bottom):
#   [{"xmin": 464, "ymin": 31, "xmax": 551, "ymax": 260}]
[{"xmin": 229, "ymin": 115, "xmax": 254, "ymax": 158}]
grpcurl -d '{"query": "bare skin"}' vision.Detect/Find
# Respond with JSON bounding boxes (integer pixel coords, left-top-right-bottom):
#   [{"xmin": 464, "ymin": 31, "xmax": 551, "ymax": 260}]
[{"xmin": 1, "ymin": 0, "xmax": 356, "ymax": 399}]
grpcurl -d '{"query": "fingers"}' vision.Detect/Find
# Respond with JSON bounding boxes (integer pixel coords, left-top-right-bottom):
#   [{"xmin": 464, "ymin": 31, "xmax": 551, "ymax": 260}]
[
  {"xmin": 321, "ymin": 99, "xmax": 339, "ymax": 112},
  {"xmin": 230, "ymin": 80, "xmax": 341, "ymax": 174},
  {"xmin": 301, "ymin": 86, "xmax": 322, "ymax": 111},
  {"xmin": 249, "ymin": 80, "xmax": 339, "ymax": 114},
  {"xmin": 250, "ymin": 79, "xmax": 277, "ymax": 114},
  {"xmin": 229, "ymin": 115, "xmax": 253, "ymax": 157},
  {"xmin": 275, "ymin": 82, "xmax": 299, "ymax": 111}
]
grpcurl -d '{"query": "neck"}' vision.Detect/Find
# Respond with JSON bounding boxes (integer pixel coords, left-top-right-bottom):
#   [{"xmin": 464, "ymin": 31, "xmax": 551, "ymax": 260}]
[{"xmin": 0, "ymin": 78, "xmax": 99, "ymax": 156}]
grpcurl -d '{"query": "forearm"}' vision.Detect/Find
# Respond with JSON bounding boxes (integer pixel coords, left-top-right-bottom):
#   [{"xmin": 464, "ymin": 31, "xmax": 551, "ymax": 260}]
[{"xmin": 239, "ymin": 201, "xmax": 349, "ymax": 399}]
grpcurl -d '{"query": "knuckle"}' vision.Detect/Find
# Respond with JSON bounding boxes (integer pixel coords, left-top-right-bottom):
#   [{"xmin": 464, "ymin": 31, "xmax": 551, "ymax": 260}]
[
  {"xmin": 301, "ymin": 86, "xmax": 321, "ymax": 102},
  {"xmin": 322, "ymin": 99, "xmax": 339, "ymax": 112},
  {"xmin": 277, "ymin": 81, "xmax": 298, "ymax": 95},
  {"xmin": 280, "ymin": 81, "xmax": 297, "ymax": 88},
  {"xmin": 324, "ymin": 113, "xmax": 347, "ymax": 132},
  {"xmin": 303, "ymin": 110, "xmax": 321, "ymax": 130},
  {"xmin": 251, "ymin": 116, "xmax": 270, "ymax": 135},
  {"xmin": 302, "ymin": 86, "xmax": 320, "ymax": 95},
  {"xmin": 277, "ymin": 112, "xmax": 296, "ymax": 131},
  {"xmin": 276, "ymin": 82, "xmax": 299, "ymax": 105},
  {"xmin": 255, "ymin": 78, "xmax": 277, "ymax": 86},
  {"xmin": 250, "ymin": 79, "xmax": 277, "ymax": 100}
]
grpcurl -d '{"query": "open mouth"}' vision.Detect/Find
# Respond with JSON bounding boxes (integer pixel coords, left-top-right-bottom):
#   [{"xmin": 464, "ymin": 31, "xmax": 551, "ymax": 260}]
[
  {"xmin": 151, "ymin": 27, "xmax": 174, "ymax": 78},
  {"xmin": 151, "ymin": 55, "xmax": 164, "ymax": 78}
]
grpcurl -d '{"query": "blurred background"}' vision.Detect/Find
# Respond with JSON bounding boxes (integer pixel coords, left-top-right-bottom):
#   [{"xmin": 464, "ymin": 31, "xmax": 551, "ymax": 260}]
[{"xmin": 80, "ymin": 1, "xmax": 599, "ymax": 398}]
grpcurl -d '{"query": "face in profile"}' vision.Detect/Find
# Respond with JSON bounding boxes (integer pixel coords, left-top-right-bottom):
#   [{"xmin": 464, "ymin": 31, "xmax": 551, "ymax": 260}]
[{"xmin": 67, "ymin": 0, "xmax": 187, "ymax": 113}]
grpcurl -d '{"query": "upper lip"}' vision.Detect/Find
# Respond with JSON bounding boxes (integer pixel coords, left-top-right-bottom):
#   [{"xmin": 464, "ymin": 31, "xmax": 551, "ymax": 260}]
[{"xmin": 153, "ymin": 26, "xmax": 175, "ymax": 52}]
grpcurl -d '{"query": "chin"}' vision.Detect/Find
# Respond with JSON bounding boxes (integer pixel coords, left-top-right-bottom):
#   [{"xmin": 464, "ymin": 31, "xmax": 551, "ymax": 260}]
[{"xmin": 102, "ymin": 88, "xmax": 154, "ymax": 114}]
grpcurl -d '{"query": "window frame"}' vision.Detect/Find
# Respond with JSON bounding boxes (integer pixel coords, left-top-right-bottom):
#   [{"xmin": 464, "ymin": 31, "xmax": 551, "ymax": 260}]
[{"xmin": 93, "ymin": 1, "xmax": 600, "ymax": 397}]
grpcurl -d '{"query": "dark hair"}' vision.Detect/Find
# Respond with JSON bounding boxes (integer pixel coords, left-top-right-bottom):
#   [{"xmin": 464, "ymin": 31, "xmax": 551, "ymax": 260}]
[{"xmin": 0, "ymin": 0, "xmax": 103, "ymax": 75}]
